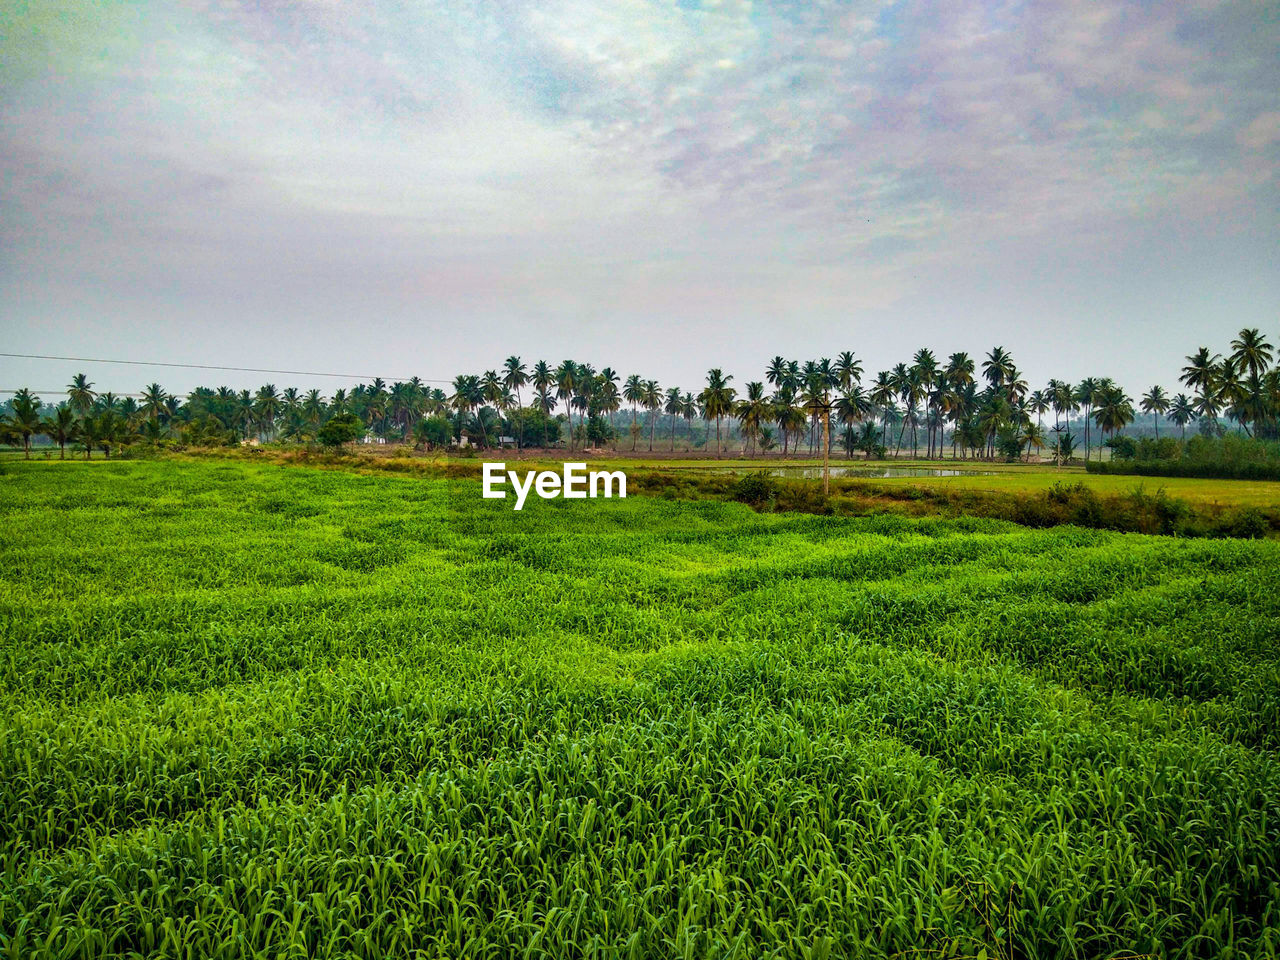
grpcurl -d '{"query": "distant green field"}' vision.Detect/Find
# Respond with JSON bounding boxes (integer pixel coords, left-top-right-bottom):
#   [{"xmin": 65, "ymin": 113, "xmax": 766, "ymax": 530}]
[
  {"xmin": 487, "ymin": 456, "xmax": 1280, "ymax": 508},
  {"xmin": 2, "ymin": 459, "xmax": 1279, "ymax": 958},
  {"xmin": 855, "ymin": 465, "xmax": 1280, "ymax": 507}
]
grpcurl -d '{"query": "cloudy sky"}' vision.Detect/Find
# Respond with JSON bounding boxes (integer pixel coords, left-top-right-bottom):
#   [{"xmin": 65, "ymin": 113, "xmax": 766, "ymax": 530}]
[{"xmin": 2, "ymin": 0, "xmax": 1277, "ymax": 398}]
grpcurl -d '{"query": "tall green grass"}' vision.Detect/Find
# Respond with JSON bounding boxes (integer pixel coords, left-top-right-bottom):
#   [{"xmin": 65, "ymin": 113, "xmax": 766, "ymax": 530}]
[{"xmin": 1, "ymin": 460, "xmax": 1278, "ymax": 958}]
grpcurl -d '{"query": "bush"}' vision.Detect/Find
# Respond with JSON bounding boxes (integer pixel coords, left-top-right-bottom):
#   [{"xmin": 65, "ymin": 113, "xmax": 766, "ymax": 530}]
[
  {"xmin": 728, "ymin": 471, "xmax": 778, "ymax": 509},
  {"xmin": 413, "ymin": 415, "xmax": 453, "ymax": 450},
  {"xmin": 1089, "ymin": 434, "xmax": 1280, "ymax": 480},
  {"xmin": 1105, "ymin": 435, "xmax": 1138, "ymax": 460},
  {"xmin": 1135, "ymin": 436, "xmax": 1180, "ymax": 461},
  {"xmin": 996, "ymin": 426, "xmax": 1023, "ymax": 461},
  {"xmin": 318, "ymin": 414, "xmax": 363, "ymax": 450},
  {"xmin": 1087, "ymin": 459, "xmax": 1280, "ymax": 481},
  {"xmin": 1220, "ymin": 507, "xmax": 1269, "ymax": 539}
]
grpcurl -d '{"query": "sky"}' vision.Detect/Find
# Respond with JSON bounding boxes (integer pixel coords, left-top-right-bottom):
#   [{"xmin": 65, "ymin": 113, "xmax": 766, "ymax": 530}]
[{"xmin": 2, "ymin": 0, "xmax": 1278, "ymax": 401}]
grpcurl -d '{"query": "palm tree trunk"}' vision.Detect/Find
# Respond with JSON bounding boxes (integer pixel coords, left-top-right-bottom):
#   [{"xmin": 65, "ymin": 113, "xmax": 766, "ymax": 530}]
[
  {"xmin": 716, "ymin": 417, "xmax": 722, "ymax": 458},
  {"xmin": 822, "ymin": 409, "xmax": 830, "ymax": 495},
  {"xmin": 649, "ymin": 412, "xmax": 656, "ymax": 452},
  {"xmin": 671, "ymin": 415, "xmax": 677, "ymax": 451}
]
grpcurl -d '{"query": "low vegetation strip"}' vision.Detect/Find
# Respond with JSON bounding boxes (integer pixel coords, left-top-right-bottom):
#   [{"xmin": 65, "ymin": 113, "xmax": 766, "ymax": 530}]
[
  {"xmin": 100, "ymin": 447, "xmax": 1280, "ymax": 537},
  {"xmin": 1, "ymin": 459, "xmax": 1279, "ymax": 958},
  {"xmin": 1087, "ymin": 458, "xmax": 1280, "ymax": 482},
  {"xmin": 1089, "ymin": 435, "xmax": 1280, "ymax": 482},
  {"xmin": 630, "ymin": 470, "xmax": 1278, "ymax": 538}
]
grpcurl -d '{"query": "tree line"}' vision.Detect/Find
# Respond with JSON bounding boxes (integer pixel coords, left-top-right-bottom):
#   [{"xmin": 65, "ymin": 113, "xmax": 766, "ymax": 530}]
[{"xmin": 2, "ymin": 329, "xmax": 1275, "ymax": 462}]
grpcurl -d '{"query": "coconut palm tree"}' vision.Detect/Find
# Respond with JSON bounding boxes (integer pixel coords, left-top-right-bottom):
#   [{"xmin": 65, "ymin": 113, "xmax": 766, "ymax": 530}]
[
  {"xmin": 66, "ymin": 374, "xmax": 96, "ymax": 418},
  {"xmin": 534, "ymin": 384, "xmax": 554, "ymax": 420},
  {"xmin": 1093, "ymin": 384, "xmax": 1135, "ymax": 451},
  {"xmin": 664, "ymin": 387, "xmax": 683, "ymax": 450},
  {"xmin": 253, "ymin": 384, "xmax": 282, "ymax": 440},
  {"xmin": 735, "ymin": 381, "xmax": 770, "ymax": 456},
  {"xmin": 502, "ymin": 356, "xmax": 527, "ymax": 447},
  {"xmin": 1193, "ymin": 389, "xmax": 1222, "ymax": 429},
  {"xmin": 1027, "ymin": 390, "xmax": 1049, "ymax": 432},
  {"xmin": 641, "ymin": 379, "xmax": 661, "ymax": 452},
  {"xmin": 912, "ymin": 349, "xmax": 939, "ymax": 457},
  {"xmin": 765, "ymin": 356, "xmax": 789, "ymax": 390},
  {"xmin": 888, "ymin": 363, "xmax": 918, "ymax": 457},
  {"xmin": 1168, "ymin": 393, "xmax": 1195, "ymax": 440},
  {"xmin": 302, "ymin": 390, "xmax": 326, "ymax": 434},
  {"xmin": 9, "ymin": 388, "xmax": 42, "ymax": 459},
  {"xmin": 1139, "ymin": 386, "xmax": 1170, "ymax": 439},
  {"xmin": 981, "ymin": 347, "xmax": 1015, "ymax": 392},
  {"xmin": 834, "ymin": 351, "xmax": 863, "ymax": 393},
  {"xmin": 778, "ymin": 400, "xmax": 806, "ymax": 460},
  {"xmin": 1177, "ymin": 348, "xmax": 1218, "ymax": 404},
  {"xmin": 450, "ymin": 375, "xmax": 477, "ymax": 444},
  {"xmin": 78, "ymin": 412, "xmax": 103, "ymax": 459},
  {"xmin": 699, "ymin": 369, "xmax": 735, "ymax": 458},
  {"xmin": 41, "ymin": 405, "xmax": 79, "ymax": 459},
  {"xmin": 1074, "ymin": 378, "xmax": 1100, "ymax": 461},
  {"xmin": 680, "ymin": 391, "xmax": 701, "ymax": 450},
  {"xmin": 1214, "ymin": 357, "xmax": 1245, "ymax": 431},
  {"xmin": 93, "ymin": 408, "xmax": 128, "ymax": 458},
  {"xmin": 1020, "ymin": 421, "xmax": 1046, "ymax": 462},
  {"xmin": 834, "ymin": 385, "xmax": 872, "ymax": 460},
  {"xmin": 623, "ymin": 374, "xmax": 645, "ymax": 450},
  {"xmin": 768, "ymin": 382, "xmax": 794, "ymax": 457},
  {"xmin": 1233, "ymin": 372, "xmax": 1273, "ymax": 439},
  {"xmin": 329, "ymin": 388, "xmax": 349, "ymax": 416},
  {"xmin": 481, "ymin": 370, "xmax": 503, "ymax": 409},
  {"xmin": 554, "ymin": 360, "xmax": 578, "ymax": 449},
  {"xmin": 1230, "ymin": 328, "xmax": 1273, "ymax": 380},
  {"xmin": 569, "ymin": 364, "xmax": 595, "ymax": 444},
  {"xmin": 869, "ymin": 371, "xmax": 894, "ymax": 453}
]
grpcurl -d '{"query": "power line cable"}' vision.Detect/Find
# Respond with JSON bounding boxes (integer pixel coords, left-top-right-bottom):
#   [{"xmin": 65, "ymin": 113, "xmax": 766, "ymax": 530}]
[
  {"xmin": 1, "ymin": 389, "xmax": 145, "ymax": 396},
  {"xmin": 0, "ymin": 352, "xmax": 451, "ymax": 383}
]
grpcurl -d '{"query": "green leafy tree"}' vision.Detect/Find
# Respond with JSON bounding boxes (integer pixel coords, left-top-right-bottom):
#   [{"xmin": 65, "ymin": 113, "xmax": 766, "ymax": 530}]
[
  {"xmin": 318, "ymin": 413, "xmax": 363, "ymax": 450},
  {"xmin": 412, "ymin": 415, "xmax": 453, "ymax": 450}
]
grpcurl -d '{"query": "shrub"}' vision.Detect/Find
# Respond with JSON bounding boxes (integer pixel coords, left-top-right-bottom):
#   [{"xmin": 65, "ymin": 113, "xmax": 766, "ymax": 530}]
[
  {"xmin": 318, "ymin": 413, "xmax": 363, "ymax": 450},
  {"xmin": 728, "ymin": 471, "xmax": 778, "ymax": 509},
  {"xmin": 1220, "ymin": 507, "xmax": 1270, "ymax": 539},
  {"xmin": 1088, "ymin": 434, "xmax": 1280, "ymax": 480}
]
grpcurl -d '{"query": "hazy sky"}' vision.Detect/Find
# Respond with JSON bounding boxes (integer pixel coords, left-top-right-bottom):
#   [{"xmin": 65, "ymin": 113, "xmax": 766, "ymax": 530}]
[{"xmin": 2, "ymin": 0, "xmax": 1278, "ymax": 400}]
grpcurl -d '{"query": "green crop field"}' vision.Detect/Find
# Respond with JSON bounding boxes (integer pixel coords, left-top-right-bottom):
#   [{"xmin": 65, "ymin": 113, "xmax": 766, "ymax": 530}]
[
  {"xmin": 575, "ymin": 458, "xmax": 1280, "ymax": 509},
  {"xmin": 2, "ymin": 459, "xmax": 1279, "ymax": 959}
]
